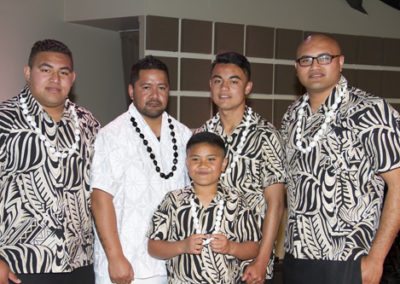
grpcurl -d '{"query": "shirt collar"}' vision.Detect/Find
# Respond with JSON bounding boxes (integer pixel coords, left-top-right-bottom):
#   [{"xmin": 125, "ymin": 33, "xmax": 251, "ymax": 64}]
[
  {"xmin": 18, "ymin": 85, "xmax": 73, "ymax": 125},
  {"xmin": 304, "ymin": 75, "xmax": 349, "ymax": 116},
  {"xmin": 208, "ymin": 105, "xmax": 256, "ymax": 136}
]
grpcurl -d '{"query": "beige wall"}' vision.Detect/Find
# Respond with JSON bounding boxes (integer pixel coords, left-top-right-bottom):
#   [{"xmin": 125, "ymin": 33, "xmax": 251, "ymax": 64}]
[
  {"xmin": 0, "ymin": 0, "xmax": 126, "ymax": 125},
  {"xmin": 64, "ymin": 0, "xmax": 400, "ymax": 38}
]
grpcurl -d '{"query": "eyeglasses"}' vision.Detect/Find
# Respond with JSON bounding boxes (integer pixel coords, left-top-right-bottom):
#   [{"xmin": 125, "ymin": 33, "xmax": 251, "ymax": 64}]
[{"xmin": 296, "ymin": 54, "xmax": 341, "ymax": 67}]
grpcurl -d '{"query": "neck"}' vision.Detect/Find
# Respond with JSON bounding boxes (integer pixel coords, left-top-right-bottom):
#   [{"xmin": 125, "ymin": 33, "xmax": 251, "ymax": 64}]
[
  {"xmin": 219, "ymin": 105, "xmax": 246, "ymax": 135},
  {"xmin": 307, "ymin": 89, "xmax": 332, "ymax": 113},
  {"xmin": 194, "ymin": 184, "xmax": 218, "ymax": 207},
  {"xmin": 43, "ymin": 106, "xmax": 65, "ymax": 122},
  {"xmin": 143, "ymin": 115, "xmax": 163, "ymax": 137}
]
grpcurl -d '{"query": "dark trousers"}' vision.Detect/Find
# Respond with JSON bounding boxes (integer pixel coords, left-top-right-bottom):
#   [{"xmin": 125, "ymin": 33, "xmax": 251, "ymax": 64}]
[
  {"xmin": 283, "ymin": 253, "xmax": 362, "ymax": 284},
  {"xmin": 12, "ymin": 264, "xmax": 94, "ymax": 284}
]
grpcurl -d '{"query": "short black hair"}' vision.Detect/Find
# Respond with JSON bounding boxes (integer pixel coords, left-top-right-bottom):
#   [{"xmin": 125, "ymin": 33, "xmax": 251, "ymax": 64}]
[
  {"xmin": 28, "ymin": 39, "xmax": 73, "ymax": 69},
  {"xmin": 211, "ymin": 51, "xmax": 251, "ymax": 80},
  {"xmin": 130, "ymin": 55, "xmax": 170, "ymax": 85},
  {"xmin": 186, "ymin": 132, "xmax": 226, "ymax": 156}
]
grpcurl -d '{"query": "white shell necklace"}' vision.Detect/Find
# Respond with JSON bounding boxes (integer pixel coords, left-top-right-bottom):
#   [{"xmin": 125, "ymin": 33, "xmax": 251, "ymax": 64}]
[
  {"xmin": 19, "ymin": 96, "xmax": 80, "ymax": 159},
  {"xmin": 208, "ymin": 107, "xmax": 253, "ymax": 176},
  {"xmin": 295, "ymin": 84, "xmax": 346, "ymax": 153},
  {"xmin": 190, "ymin": 197, "xmax": 224, "ymax": 245}
]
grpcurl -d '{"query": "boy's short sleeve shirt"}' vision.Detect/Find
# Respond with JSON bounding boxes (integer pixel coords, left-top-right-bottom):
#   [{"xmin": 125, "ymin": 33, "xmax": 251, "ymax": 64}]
[{"xmin": 148, "ymin": 185, "xmax": 261, "ymax": 283}]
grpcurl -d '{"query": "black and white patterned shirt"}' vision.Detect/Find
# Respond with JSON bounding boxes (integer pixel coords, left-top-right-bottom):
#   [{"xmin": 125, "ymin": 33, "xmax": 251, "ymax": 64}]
[
  {"xmin": 200, "ymin": 108, "xmax": 286, "ymax": 278},
  {"xmin": 281, "ymin": 76, "xmax": 400, "ymax": 261},
  {"xmin": 147, "ymin": 185, "xmax": 261, "ymax": 284},
  {"xmin": 0, "ymin": 86, "xmax": 100, "ymax": 273}
]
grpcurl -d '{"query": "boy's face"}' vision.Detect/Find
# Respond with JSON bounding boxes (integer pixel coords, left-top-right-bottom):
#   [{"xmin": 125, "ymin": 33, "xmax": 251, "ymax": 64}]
[
  {"xmin": 209, "ymin": 63, "xmax": 252, "ymax": 113},
  {"xmin": 186, "ymin": 142, "xmax": 227, "ymax": 188}
]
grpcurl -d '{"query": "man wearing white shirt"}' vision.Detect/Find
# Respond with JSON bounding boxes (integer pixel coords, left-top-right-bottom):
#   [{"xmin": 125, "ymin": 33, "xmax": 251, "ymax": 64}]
[{"xmin": 90, "ymin": 56, "xmax": 192, "ymax": 284}]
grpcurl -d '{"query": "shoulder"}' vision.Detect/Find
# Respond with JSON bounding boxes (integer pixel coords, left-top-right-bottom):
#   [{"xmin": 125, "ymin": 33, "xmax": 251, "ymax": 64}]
[
  {"xmin": 346, "ymin": 86, "xmax": 396, "ymax": 118},
  {"xmin": 0, "ymin": 96, "xmax": 19, "ymax": 131},
  {"xmin": 73, "ymin": 103, "xmax": 101, "ymax": 130},
  {"xmin": 281, "ymin": 97, "xmax": 302, "ymax": 123},
  {"xmin": 221, "ymin": 185, "xmax": 247, "ymax": 208},
  {"xmin": 168, "ymin": 114, "xmax": 193, "ymax": 140},
  {"xmin": 98, "ymin": 111, "xmax": 130, "ymax": 137},
  {"xmin": 161, "ymin": 187, "xmax": 191, "ymax": 207},
  {"xmin": 251, "ymin": 111, "xmax": 282, "ymax": 141}
]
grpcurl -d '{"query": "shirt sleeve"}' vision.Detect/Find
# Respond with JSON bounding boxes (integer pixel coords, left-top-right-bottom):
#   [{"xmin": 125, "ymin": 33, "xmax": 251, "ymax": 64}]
[
  {"xmin": 359, "ymin": 100, "xmax": 400, "ymax": 174},
  {"xmin": 234, "ymin": 203, "xmax": 262, "ymax": 243},
  {"xmin": 90, "ymin": 130, "xmax": 119, "ymax": 195},
  {"xmin": 262, "ymin": 128, "xmax": 286, "ymax": 188},
  {"xmin": 147, "ymin": 192, "xmax": 175, "ymax": 240}
]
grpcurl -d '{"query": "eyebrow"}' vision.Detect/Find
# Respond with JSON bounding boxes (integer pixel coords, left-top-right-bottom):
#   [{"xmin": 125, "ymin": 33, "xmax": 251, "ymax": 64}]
[
  {"xmin": 189, "ymin": 154, "xmax": 218, "ymax": 158},
  {"xmin": 38, "ymin": 63, "xmax": 73, "ymax": 72},
  {"xmin": 211, "ymin": 74, "xmax": 242, "ymax": 80}
]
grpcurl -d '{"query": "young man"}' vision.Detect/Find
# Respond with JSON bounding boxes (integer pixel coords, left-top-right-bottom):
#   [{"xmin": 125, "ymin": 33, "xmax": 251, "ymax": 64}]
[
  {"xmin": 0, "ymin": 39, "xmax": 100, "ymax": 284},
  {"xmin": 199, "ymin": 52, "xmax": 286, "ymax": 283},
  {"xmin": 281, "ymin": 34, "xmax": 400, "ymax": 284},
  {"xmin": 91, "ymin": 56, "xmax": 192, "ymax": 284},
  {"xmin": 148, "ymin": 131, "xmax": 261, "ymax": 283}
]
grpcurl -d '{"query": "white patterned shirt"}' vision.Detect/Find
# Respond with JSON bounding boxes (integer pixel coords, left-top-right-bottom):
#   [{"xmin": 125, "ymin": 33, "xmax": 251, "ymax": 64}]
[{"xmin": 91, "ymin": 104, "xmax": 192, "ymax": 283}]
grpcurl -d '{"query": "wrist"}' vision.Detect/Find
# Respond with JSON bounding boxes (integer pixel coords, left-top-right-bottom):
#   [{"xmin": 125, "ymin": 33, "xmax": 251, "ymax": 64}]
[
  {"xmin": 107, "ymin": 249, "xmax": 125, "ymax": 261},
  {"xmin": 365, "ymin": 251, "xmax": 386, "ymax": 264},
  {"xmin": 227, "ymin": 240, "xmax": 235, "ymax": 255},
  {"xmin": 253, "ymin": 257, "xmax": 269, "ymax": 267},
  {"xmin": 178, "ymin": 240, "xmax": 187, "ymax": 255}
]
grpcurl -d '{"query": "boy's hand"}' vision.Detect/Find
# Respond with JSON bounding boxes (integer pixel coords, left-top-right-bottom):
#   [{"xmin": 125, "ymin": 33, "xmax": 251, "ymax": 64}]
[
  {"xmin": 210, "ymin": 234, "xmax": 231, "ymax": 254},
  {"xmin": 183, "ymin": 234, "xmax": 205, "ymax": 254}
]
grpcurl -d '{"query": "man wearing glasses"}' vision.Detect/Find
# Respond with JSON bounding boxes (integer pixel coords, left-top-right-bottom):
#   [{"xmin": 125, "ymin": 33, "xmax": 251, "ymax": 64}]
[{"xmin": 280, "ymin": 34, "xmax": 400, "ymax": 284}]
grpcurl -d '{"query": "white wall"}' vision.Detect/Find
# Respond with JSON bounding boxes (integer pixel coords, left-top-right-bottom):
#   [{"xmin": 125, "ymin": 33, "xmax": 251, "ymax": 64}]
[
  {"xmin": 64, "ymin": 0, "xmax": 400, "ymax": 39},
  {"xmin": 0, "ymin": 0, "xmax": 126, "ymax": 124}
]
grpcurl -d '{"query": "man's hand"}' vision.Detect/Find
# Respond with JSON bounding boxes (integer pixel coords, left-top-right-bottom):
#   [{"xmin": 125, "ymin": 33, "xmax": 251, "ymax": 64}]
[
  {"xmin": 183, "ymin": 234, "xmax": 205, "ymax": 254},
  {"xmin": 108, "ymin": 255, "xmax": 134, "ymax": 284},
  {"xmin": 0, "ymin": 260, "xmax": 20, "ymax": 284},
  {"xmin": 361, "ymin": 255, "xmax": 383, "ymax": 284},
  {"xmin": 242, "ymin": 259, "xmax": 267, "ymax": 284},
  {"xmin": 210, "ymin": 234, "xmax": 231, "ymax": 254}
]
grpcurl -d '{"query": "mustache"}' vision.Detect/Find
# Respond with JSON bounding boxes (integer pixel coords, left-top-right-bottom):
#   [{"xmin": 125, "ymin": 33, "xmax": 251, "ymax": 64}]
[{"xmin": 146, "ymin": 99, "xmax": 162, "ymax": 106}]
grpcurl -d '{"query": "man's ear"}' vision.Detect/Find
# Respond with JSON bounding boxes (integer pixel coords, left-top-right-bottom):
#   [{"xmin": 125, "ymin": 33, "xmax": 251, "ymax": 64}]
[
  {"xmin": 23, "ymin": 66, "xmax": 31, "ymax": 82},
  {"xmin": 244, "ymin": 81, "xmax": 253, "ymax": 96},
  {"xmin": 222, "ymin": 157, "xmax": 228, "ymax": 172},
  {"xmin": 128, "ymin": 84, "xmax": 134, "ymax": 101},
  {"xmin": 71, "ymin": 71, "xmax": 76, "ymax": 84},
  {"xmin": 339, "ymin": 55, "xmax": 345, "ymax": 72}
]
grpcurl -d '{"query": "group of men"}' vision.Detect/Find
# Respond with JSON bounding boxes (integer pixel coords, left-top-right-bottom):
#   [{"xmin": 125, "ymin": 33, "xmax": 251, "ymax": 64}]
[{"xmin": 0, "ymin": 34, "xmax": 399, "ymax": 284}]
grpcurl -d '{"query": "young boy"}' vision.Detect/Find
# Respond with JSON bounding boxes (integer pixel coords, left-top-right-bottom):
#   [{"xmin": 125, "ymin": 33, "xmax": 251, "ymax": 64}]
[{"xmin": 147, "ymin": 132, "xmax": 261, "ymax": 283}]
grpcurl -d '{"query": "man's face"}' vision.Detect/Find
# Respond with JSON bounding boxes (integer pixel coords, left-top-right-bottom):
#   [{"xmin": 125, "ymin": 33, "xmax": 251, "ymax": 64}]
[
  {"xmin": 295, "ymin": 37, "xmax": 344, "ymax": 97},
  {"xmin": 24, "ymin": 51, "xmax": 75, "ymax": 112},
  {"xmin": 129, "ymin": 69, "xmax": 169, "ymax": 119},
  {"xmin": 186, "ymin": 142, "xmax": 227, "ymax": 188},
  {"xmin": 209, "ymin": 63, "xmax": 253, "ymax": 112}
]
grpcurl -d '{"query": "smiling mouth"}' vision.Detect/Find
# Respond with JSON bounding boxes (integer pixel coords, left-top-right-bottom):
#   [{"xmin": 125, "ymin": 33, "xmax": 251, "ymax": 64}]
[
  {"xmin": 219, "ymin": 95, "xmax": 231, "ymax": 100},
  {"xmin": 46, "ymin": 87, "xmax": 61, "ymax": 93},
  {"xmin": 309, "ymin": 73, "xmax": 325, "ymax": 79}
]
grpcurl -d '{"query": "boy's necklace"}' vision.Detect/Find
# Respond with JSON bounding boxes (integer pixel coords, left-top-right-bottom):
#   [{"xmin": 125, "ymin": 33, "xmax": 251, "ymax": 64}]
[{"xmin": 190, "ymin": 198, "xmax": 224, "ymax": 245}]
